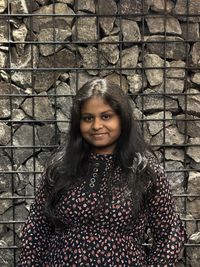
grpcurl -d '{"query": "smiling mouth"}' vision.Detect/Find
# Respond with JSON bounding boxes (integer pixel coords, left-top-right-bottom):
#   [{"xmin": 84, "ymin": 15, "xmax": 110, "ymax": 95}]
[{"xmin": 91, "ymin": 133, "xmax": 107, "ymax": 138}]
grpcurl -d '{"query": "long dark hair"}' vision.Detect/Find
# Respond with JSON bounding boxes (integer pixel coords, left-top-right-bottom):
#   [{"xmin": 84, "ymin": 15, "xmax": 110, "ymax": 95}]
[{"xmin": 44, "ymin": 78, "xmax": 157, "ymax": 225}]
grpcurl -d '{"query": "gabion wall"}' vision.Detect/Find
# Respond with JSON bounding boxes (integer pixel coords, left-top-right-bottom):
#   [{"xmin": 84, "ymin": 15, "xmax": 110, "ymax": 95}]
[{"xmin": 0, "ymin": 0, "xmax": 200, "ymax": 266}]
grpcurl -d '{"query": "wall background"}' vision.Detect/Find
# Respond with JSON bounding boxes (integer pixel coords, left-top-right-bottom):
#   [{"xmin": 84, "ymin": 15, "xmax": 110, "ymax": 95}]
[{"xmin": 0, "ymin": 0, "xmax": 199, "ymax": 266}]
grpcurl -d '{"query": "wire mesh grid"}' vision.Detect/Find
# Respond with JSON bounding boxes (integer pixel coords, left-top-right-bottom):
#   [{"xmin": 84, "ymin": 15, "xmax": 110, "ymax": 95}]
[{"xmin": 0, "ymin": 0, "xmax": 199, "ymax": 266}]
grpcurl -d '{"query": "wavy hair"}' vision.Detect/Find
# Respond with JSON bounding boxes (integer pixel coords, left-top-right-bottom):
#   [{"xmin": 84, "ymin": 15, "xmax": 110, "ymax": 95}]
[{"xmin": 44, "ymin": 78, "xmax": 157, "ymax": 225}]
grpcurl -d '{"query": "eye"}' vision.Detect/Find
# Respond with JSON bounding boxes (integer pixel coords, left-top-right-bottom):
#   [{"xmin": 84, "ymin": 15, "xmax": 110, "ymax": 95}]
[
  {"xmin": 101, "ymin": 113, "xmax": 112, "ymax": 120},
  {"xmin": 81, "ymin": 115, "xmax": 93, "ymax": 122}
]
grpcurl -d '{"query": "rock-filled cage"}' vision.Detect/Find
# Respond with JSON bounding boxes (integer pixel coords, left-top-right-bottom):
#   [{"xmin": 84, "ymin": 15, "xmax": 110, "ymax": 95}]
[{"xmin": 0, "ymin": 0, "xmax": 199, "ymax": 266}]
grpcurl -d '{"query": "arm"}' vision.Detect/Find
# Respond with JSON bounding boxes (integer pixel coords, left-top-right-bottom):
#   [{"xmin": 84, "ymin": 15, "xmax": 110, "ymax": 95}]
[
  {"xmin": 147, "ymin": 160, "xmax": 186, "ymax": 267},
  {"xmin": 17, "ymin": 180, "xmax": 54, "ymax": 267}
]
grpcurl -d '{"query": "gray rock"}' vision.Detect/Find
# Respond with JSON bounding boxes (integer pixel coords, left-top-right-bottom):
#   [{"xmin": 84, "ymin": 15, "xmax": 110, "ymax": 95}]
[
  {"xmin": 99, "ymin": 36, "xmax": 119, "ymax": 64},
  {"xmin": 0, "ymin": 50, "xmax": 7, "ymax": 68},
  {"xmin": 127, "ymin": 73, "xmax": 147, "ymax": 94},
  {"xmin": 187, "ymin": 172, "xmax": 200, "ymax": 197},
  {"xmin": 24, "ymin": 3, "xmax": 75, "ymax": 32},
  {"xmin": 10, "ymin": 45, "xmax": 39, "ymax": 88},
  {"xmin": 191, "ymin": 72, "xmax": 200, "ymax": 85},
  {"xmin": 56, "ymin": 0, "xmax": 74, "ymax": 4},
  {"xmin": 11, "ymin": 109, "xmax": 26, "ymax": 124},
  {"xmin": 176, "ymin": 114, "xmax": 200, "ymax": 138},
  {"xmin": 12, "ymin": 23, "xmax": 28, "ymax": 55},
  {"xmin": 0, "ymin": 19, "xmax": 9, "ymax": 43},
  {"xmin": 120, "ymin": 0, "xmax": 150, "ymax": 20},
  {"xmin": 10, "ymin": 0, "xmax": 28, "ymax": 14},
  {"xmin": 77, "ymin": 0, "xmax": 95, "ymax": 13},
  {"xmin": 147, "ymin": 35, "xmax": 189, "ymax": 60},
  {"xmin": 12, "ymin": 124, "xmax": 40, "ymax": 165},
  {"xmin": 135, "ymin": 88, "xmax": 179, "ymax": 113},
  {"xmin": 56, "ymin": 109, "xmax": 70, "ymax": 133},
  {"xmin": 186, "ymin": 137, "xmax": 200, "ymax": 164},
  {"xmin": 0, "ymin": 0, "xmax": 7, "ymax": 13},
  {"xmin": 0, "ymin": 192, "xmax": 13, "ymax": 214},
  {"xmin": 78, "ymin": 46, "xmax": 108, "ymax": 76},
  {"xmin": 174, "ymin": 0, "xmax": 200, "ymax": 23},
  {"xmin": 166, "ymin": 60, "xmax": 186, "ymax": 79},
  {"xmin": 116, "ymin": 46, "xmax": 139, "ymax": 75},
  {"xmin": 178, "ymin": 89, "xmax": 200, "ymax": 116},
  {"xmin": 34, "ymin": 49, "xmax": 76, "ymax": 92},
  {"xmin": 165, "ymin": 160, "xmax": 185, "ymax": 193},
  {"xmin": 36, "ymin": 124, "xmax": 57, "ymax": 147},
  {"xmin": 38, "ymin": 26, "xmax": 72, "ymax": 56},
  {"xmin": 146, "ymin": 17, "xmax": 182, "ymax": 35},
  {"xmin": 72, "ymin": 13, "xmax": 97, "ymax": 42},
  {"xmin": 150, "ymin": 0, "xmax": 175, "ymax": 13},
  {"xmin": 0, "ymin": 152, "xmax": 12, "ymax": 193},
  {"xmin": 165, "ymin": 148, "xmax": 185, "ymax": 162},
  {"xmin": 150, "ymin": 125, "xmax": 185, "ymax": 147},
  {"xmin": 69, "ymin": 71, "xmax": 94, "ymax": 92},
  {"xmin": 146, "ymin": 111, "xmax": 173, "ymax": 136},
  {"xmin": 105, "ymin": 73, "xmax": 129, "ymax": 93},
  {"xmin": 21, "ymin": 92, "xmax": 54, "ymax": 121},
  {"xmin": 190, "ymin": 41, "xmax": 200, "ymax": 68},
  {"xmin": 144, "ymin": 54, "xmax": 165, "ymax": 86},
  {"xmin": 59, "ymin": 73, "xmax": 69, "ymax": 82},
  {"xmin": 121, "ymin": 19, "xmax": 141, "ymax": 44},
  {"xmin": 36, "ymin": 0, "xmax": 49, "ymax": 5},
  {"xmin": 181, "ymin": 22, "xmax": 199, "ymax": 41},
  {"xmin": 98, "ymin": 0, "xmax": 117, "ymax": 35},
  {"xmin": 154, "ymin": 78, "xmax": 184, "ymax": 99},
  {"xmin": 0, "ymin": 123, "xmax": 10, "ymax": 145}
]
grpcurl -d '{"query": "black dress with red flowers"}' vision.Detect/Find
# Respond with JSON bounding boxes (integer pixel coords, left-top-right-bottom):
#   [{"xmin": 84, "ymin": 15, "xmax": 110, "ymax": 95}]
[{"xmin": 17, "ymin": 153, "xmax": 186, "ymax": 267}]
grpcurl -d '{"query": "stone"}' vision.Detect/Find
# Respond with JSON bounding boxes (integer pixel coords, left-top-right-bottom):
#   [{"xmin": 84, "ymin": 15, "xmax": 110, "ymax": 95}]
[
  {"xmin": 187, "ymin": 198, "xmax": 200, "ymax": 219},
  {"xmin": 0, "ymin": 50, "xmax": 7, "ymax": 68},
  {"xmin": 0, "ymin": 19, "xmax": 8, "ymax": 43},
  {"xmin": 146, "ymin": 16, "xmax": 182, "ymax": 35},
  {"xmin": 178, "ymin": 89, "xmax": 200, "ymax": 116},
  {"xmin": 116, "ymin": 46, "xmax": 139, "ymax": 75},
  {"xmin": 56, "ymin": 109, "xmax": 70, "ymax": 133},
  {"xmin": 190, "ymin": 41, "xmax": 200, "ymax": 68},
  {"xmin": 69, "ymin": 71, "xmax": 94, "ymax": 93},
  {"xmin": 181, "ymin": 22, "xmax": 199, "ymax": 41},
  {"xmin": 150, "ymin": 0, "xmax": 175, "ymax": 13},
  {"xmin": 105, "ymin": 73, "xmax": 129, "ymax": 93},
  {"xmin": 36, "ymin": 124, "xmax": 57, "ymax": 147},
  {"xmin": 36, "ymin": 0, "xmax": 49, "ymax": 5},
  {"xmin": 191, "ymin": 72, "xmax": 200, "ymax": 85},
  {"xmin": 77, "ymin": 0, "xmax": 95, "ymax": 13},
  {"xmin": 121, "ymin": 19, "xmax": 141, "ymax": 44},
  {"xmin": 59, "ymin": 73, "xmax": 69, "ymax": 82},
  {"xmin": 0, "ymin": 152, "xmax": 12, "ymax": 192},
  {"xmin": 12, "ymin": 23, "xmax": 28, "ymax": 55},
  {"xmin": 56, "ymin": 0, "xmax": 74, "ymax": 4},
  {"xmin": 12, "ymin": 124, "xmax": 40, "ymax": 165},
  {"xmin": 49, "ymin": 82, "xmax": 73, "ymax": 119},
  {"xmin": 176, "ymin": 114, "xmax": 200, "ymax": 138},
  {"xmin": 150, "ymin": 125, "xmax": 185, "ymax": 147},
  {"xmin": 21, "ymin": 92, "xmax": 54, "ymax": 121},
  {"xmin": 146, "ymin": 111, "xmax": 173, "ymax": 136},
  {"xmin": 0, "ymin": 192, "xmax": 13, "ymax": 214},
  {"xmin": 127, "ymin": 73, "xmax": 147, "ymax": 94},
  {"xmin": 34, "ymin": 49, "xmax": 76, "ymax": 92},
  {"xmin": 99, "ymin": 36, "xmax": 119, "ymax": 64},
  {"xmin": 11, "ymin": 109, "xmax": 26, "ymax": 124},
  {"xmin": 154, "ymin": 78, "xmax": 184, "ymax": 99},
  {"xmin": 72, "ymin": 13, "xmax": 97, "ymax": 42},
  {"xmin": 0, "ymin": 0, "xmax": 7, "ymax": 13},
  {"xmin": 186, "ymin": 137, "xmax": 200, "ymax": 164},
  {"xmin": 144, "ymin": 54, "xmax": 165, "ymax": 86},
  {"xmin": 38, "ymin": 26, "xmax": 72, "ymax": 56},
  {"xmin": 120, "ymin": 0, "xmax": 151, "ymax": 20},
  {"xmin": 174, "ymin": 0, "xmax": 200, "ymax": 23},
  {"xmin": 0, "ymin": 123, "xmax": 10, "ymax": 145},
  {"xmin": 10, "ymin": 45, "xmax": 39, "ymax": 88},
  {"xmin": 188, "ymin": 172, "xmax": 200, "ymax": 197},
  {"xmin": 166, "ymin": 60, "xmax": 186, "ymax": 79},
  {"xmin": 146, "ymin": 35, "xmax": 189, "ymax": 60},
  {"xmin": 135, "ymin": 88, "xmax": 179, "ymax": 113},
  {"xmin": 78, "ymin": 46, "xmax": 108, "ymax": 76},
  {"xmin": 165, "ymin": 148, "xmax": 185, "ymax": 162},
  {"xmin": 24, "ymin": 3, "xmax": 75, "ymax": 32},
  {"xmin": 10, "ymin": 0, "xmax": 28, "ymax": 14},
  {"xmin": 98, "ymin": 0, "xmax": 117, "ymax": 35},
  {"xmin": 165, "ymin": 161, "xmax": 185, "ymax": 193}
]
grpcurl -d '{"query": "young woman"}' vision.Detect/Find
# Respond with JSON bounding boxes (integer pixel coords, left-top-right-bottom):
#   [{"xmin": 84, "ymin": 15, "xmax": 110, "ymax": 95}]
[{"xmin": 17, "ymin": 78, "xmax": 186, "ymax": 266}]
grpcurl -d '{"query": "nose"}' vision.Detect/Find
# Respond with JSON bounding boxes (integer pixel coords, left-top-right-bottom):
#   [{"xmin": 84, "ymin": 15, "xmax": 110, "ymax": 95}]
[{"xmin": 92, "ymin": 118, "xmax": 103, "ymax": 130}]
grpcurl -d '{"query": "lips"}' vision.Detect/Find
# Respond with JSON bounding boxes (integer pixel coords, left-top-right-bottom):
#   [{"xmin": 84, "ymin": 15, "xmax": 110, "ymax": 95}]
[{"xmin": 91, "ymin": 133, "xmax": 108, "ymax": 138}]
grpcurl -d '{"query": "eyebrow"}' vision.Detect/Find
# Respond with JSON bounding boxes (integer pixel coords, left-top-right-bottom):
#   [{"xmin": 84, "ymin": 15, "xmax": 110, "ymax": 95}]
[{"xmin": 81, "ymin": 109, "xmax": 114, "ymax": 115}]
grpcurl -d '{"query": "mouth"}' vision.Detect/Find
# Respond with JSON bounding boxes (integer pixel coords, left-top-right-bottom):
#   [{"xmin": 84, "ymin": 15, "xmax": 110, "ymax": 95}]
[{"xmin": 91, "ymin": 133, "xmax": 108, "ymax": 138}]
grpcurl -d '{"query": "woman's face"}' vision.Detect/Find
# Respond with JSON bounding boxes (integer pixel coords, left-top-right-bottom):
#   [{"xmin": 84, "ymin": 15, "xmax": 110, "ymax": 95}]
[{"xmin": 80, "ymin": 96, "xmax": 121, "ymax": 154}]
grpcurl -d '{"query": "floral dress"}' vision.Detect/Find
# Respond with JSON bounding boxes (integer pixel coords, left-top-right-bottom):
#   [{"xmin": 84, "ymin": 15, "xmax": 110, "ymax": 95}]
[{"xmin": 17, "ymin": 153, "xmax": 186, "ymax": 267}]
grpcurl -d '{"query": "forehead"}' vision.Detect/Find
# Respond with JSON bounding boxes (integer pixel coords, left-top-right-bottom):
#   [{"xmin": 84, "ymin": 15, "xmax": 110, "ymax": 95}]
[{"xmin": 81, "ymin": 96, "xmax": 113, "ymax": 113}]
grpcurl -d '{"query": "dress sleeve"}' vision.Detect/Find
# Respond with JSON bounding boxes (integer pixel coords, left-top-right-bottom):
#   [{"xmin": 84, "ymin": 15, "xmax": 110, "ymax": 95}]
[
  {"xmin": 17, "ymin": 179, "xmax": 54, "ymax": 267},
  {"xmin": 146, "ymin": 159, "xmax": 186, "ymax": 267}
]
